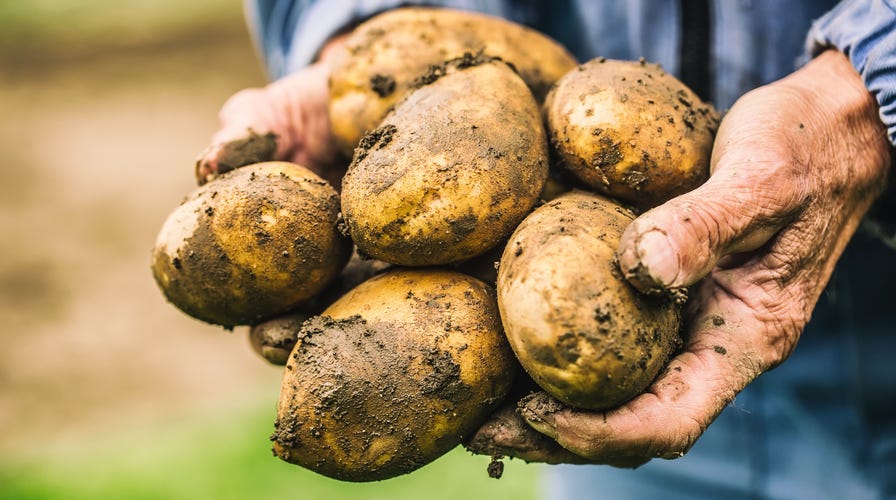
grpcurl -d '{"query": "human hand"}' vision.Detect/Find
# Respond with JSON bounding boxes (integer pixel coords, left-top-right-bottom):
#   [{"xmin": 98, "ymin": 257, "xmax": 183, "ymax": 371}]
[
  {"xmin": 195, "ymin": 35, "xmax": 348, "ymax": 187},
  {"xmin": 467, "ymin": 50, "xmax": 891, "ymax": 467}
]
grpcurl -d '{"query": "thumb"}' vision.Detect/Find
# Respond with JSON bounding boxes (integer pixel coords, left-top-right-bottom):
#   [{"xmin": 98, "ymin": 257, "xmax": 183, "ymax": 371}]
[
  {"xmin": 616, "ymin": 163, "xmax": 804, "ymax": 293},
  {"xmin": 195, "ymin": 63, "xmax": 336, "ymax": 184},
  {"xmin": 210, "ymin": 63, "xmax": 333, "ymax": 155}
]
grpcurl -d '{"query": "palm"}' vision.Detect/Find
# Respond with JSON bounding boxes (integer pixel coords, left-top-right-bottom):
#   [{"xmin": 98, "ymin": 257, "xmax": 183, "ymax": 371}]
[{"xmin": 467, "ymin": 50, "xmax": 890, "ymax": 466}]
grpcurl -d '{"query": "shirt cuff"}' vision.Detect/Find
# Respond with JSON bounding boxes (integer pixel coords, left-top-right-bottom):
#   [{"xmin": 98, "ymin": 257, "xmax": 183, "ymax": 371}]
[{"xmin": 806, "ymin": 0, "xmax": 896, "ymax": 146}]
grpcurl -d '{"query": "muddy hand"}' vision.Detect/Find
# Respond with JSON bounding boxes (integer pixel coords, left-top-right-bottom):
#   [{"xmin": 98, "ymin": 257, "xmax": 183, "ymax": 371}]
[
  {"xmin": 465, "ymin": 392, "xmax": 594, "ymax": 466},
  {"xmin": 195, "ymin": 36, "xmax": 348, "ymax": 186},
  {"xmin": 479, "ymin": 50, "xmax": 891, "ymax": 466}
]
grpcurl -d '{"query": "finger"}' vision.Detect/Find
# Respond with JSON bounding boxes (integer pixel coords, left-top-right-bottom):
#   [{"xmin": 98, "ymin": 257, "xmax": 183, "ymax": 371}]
[
  {"xmin": 464, "ymin": 402, "xmax": 592, "ymax": 465},
  {"xmin": 196, "ymin": 63, "xmax": 338, "ymax": 183},
  {"xmin": 194, "ymin": 130, "xmax": 277, "ymax": 184},
  {"xmin": 616, "ymin": 155, "xmax": 808, "ymax": 294},
  {"xmin": 518, "ymin": 300, "xmax": 762, "ymax": 464},
  {"xmin": 516, "ymin": 392, "xmax": 661, "ymax": 467},
  {"xmin": 212, "ymin": 70, "xmax": 316, "ymax": 159}
]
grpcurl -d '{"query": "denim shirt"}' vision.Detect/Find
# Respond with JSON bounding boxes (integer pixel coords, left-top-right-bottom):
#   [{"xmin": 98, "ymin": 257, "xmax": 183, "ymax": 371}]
[
  {"xmin": 245, "ymin": 0, "xmax": 896, "ymax": 143},
  {"xmin": 244, "ymin": 1, "xmax": 896, "ymax": 497}
]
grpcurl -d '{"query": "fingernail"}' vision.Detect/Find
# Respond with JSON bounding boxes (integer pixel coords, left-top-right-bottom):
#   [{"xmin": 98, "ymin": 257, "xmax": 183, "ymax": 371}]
[
  {"xmin": 633, "ymin": 229, "xmax": 681, "ymax": 289},
  {"xmin": 517, "ymin": 392, "xmax": 563, "ymax": 439},
  {"xmin": 523, "ymin": 418, "xmax": 558, "ymax": 441}
]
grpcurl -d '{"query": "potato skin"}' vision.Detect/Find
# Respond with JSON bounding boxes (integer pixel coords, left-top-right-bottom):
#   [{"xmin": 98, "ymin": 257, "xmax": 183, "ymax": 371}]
[
  {"xmin": 247, "ymin": 251, "xmax": 391, "ymax": 365},
  {"xmin": 151, "ymin": 162, "xmax": 351, "ymax": 327},
  {"xmin": 341, "ymin": 58, "xmax": 548, "ymax": 266},
  {"xmin": 271, "ymin": 268, "xmax": 515, "ymax": 482},
  {"xmin": 545, "ymin": 58, "xmax": 720, "ymax": 209},
  {"xmin": 497, "ymin": 191, "xmax": 681, "ymax": 410},
  {"xmin": 329, "ymin": 7, "xmax": 577, "ymax": 156}
]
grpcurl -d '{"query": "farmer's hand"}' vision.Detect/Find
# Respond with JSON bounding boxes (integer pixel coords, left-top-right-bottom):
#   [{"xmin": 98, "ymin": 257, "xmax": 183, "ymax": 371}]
[
  {"xmin": 467, "ymin": 49, "xmax": 891, "ymax": 467},
  {"xmin": 195, "ymin": 35, "xmax": 348, "ymax": 188}
]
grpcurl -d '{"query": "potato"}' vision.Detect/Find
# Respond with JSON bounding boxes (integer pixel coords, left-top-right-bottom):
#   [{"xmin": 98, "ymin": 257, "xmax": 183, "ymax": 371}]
[
  {"xmin": 151, "ymin": 162, "xmax": 351, "ymax": 327},
  {"xmin": 271, "ymin": 268, "xmax": 515, "ymax": 482},
  {"xmin": 496, "ymin": 190, "xmax": 682, "ymax": 410},
  {"xmin": 329, "ymin": 7, "xmax": 577, "ymax": 156},
  {"xmin": 545, "ymin": 58, "xmax": 720, "ymax": 209},
  {"xmin": 341, "ymin": 55, "xmax": 548, "ymax": 266},
  {"xmin": 247, "ymin": 251, "xmax": 391, "ymax": 365}
]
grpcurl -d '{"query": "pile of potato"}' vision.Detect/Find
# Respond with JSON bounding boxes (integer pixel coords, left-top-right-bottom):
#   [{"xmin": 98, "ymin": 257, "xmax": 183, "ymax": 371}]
[{"xmin": 151, "ymin": 7, "xmax": 719, "ymax": 482}]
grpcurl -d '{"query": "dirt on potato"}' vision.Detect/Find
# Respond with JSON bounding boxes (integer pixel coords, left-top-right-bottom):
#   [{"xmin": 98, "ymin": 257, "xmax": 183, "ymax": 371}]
[
  {"xmin": 497, "ymin": 191, "xmax": 683, "ymax": 410},
  {"xmin": 545, "ymin": 58, "xmax": 720, "ymax": 209},
  {"xmin": 328, "ymin": 7, "xmax": 577, "ymax": 156},
  {"xmin": 342, "ymin": 57, "xmax": 548, "ymax": 266},
  {"xmin": 271, "ymin": 314, "xmax": 467, "ymax": 479},
  {"xmin": 152, "ymin": 162, "xmax": 351, "ymax": 327},
  {"xmin": 272, "ymin": 269, "xmax": 516, "ymax": 482}
]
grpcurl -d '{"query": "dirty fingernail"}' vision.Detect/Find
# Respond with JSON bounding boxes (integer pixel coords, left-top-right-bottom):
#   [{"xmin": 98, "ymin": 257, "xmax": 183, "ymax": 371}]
[
  {"xmin": 632, "ymin": 229, "xmax": 680, "ymax": 289},
  {"xmin": 518, "ymin": 392, "xmax": 564, "ymax": 438}
]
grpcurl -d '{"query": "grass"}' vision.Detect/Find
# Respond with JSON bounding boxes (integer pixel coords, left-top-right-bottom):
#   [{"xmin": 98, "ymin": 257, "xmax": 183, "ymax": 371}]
[{"xmin": 0, "ymin": 390, "xmax": 542, "ymax": 500}]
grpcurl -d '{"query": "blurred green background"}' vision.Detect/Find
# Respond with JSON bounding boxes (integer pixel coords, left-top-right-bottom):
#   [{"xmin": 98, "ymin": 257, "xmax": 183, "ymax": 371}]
[{"xmin": 0, "ymin": 2, "xmax": 543, "ymax": 498}]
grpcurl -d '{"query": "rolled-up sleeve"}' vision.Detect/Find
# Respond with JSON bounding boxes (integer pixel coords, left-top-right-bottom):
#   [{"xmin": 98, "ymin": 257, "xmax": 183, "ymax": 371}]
[
  {"xmin": 244, "ymin": 0, "xmax": 510, "ymax": 80},
  {"xmin": 807, "ymin": 0, "xmax": 896, "ymax": 146}
]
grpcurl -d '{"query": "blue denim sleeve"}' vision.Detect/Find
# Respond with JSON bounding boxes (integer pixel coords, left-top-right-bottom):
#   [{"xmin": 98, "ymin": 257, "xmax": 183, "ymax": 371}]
[
  {"xmin": 243, "ymin": 0, "xmax": 512, "ymax": 80},
  {"xmin": 807, "ymin": 0, "xmax": 896, "ymax": 146}
]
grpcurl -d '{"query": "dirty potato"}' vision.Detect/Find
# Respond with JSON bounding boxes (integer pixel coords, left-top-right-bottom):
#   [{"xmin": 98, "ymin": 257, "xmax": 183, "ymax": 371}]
[
  {"xmin": 271, "ymin": 268, "xmax": 515, "ymax": 482},
  {"xmin": 545, "ymin": 58, "xmax": 720, "ymax": 209},
  {"xmin": 497, "ymin": 190, "xmax": 682, "ymax": 410},
  {"xmin": 247, "ymin": 251, "xmax": 391, "ymax": 365},
  {"xmin": 329, "ymin": 6, "xmax": 577, "ymax": 156},
  {"xmin": 341, "ymin": 55, "xmax": 548, "ymax": 266},
  {"xmin": 151, "ymin": 162, "xmax": 351, "ymax": 327}
]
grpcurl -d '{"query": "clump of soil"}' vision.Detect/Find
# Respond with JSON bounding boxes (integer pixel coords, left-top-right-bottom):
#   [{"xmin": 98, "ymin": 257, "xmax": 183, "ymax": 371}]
[
  {"xmin": 410, "ymin": 50, "xmax": 507, "ymax": 89},
  {"xmin": 271, "ymin": 313, "xmax": 478, "ymax": 481}
]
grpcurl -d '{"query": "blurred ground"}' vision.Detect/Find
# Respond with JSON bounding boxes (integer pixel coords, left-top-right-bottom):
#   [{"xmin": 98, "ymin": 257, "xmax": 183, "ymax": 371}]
[
  {"xmin": 0, "ymin": 1, "xmax": 277, "ymax": 454},
  {"xmin": 0, "ymin": 4, "xmax": 542, "ymax": 498}
]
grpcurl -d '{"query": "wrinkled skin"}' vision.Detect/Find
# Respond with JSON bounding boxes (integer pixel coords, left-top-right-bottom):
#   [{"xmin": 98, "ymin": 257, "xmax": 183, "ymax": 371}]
[
  {"xmin": 465, "ymin": 49, "xmax": 892, "ymax": 467},
  {"xmin": 201, "ymin": 38, "xmax": 891, "ymax": 467}
]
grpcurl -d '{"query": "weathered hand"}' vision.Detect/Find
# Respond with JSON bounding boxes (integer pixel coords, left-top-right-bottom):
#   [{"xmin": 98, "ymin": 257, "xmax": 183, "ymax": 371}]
[
  {"xmin": 468, "ymin": 50, "xmax": 891, "ymax": 467},
  {"xmin": 195, "ymin": 36, "xmax": 348, "ymax": 187}
]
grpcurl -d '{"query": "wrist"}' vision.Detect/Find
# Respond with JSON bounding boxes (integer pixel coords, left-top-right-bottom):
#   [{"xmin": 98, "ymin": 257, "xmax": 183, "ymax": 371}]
[
  {"xmin": 784, "ymin": 50, "xmax": 882, "ymax": 133},
  {"xmin": 781, "ymin": 50, "xmax": 891, "ymax": 178},
  {"xmin": 783, "ymin": 50, "xmax": 895, "ymax": 244}
]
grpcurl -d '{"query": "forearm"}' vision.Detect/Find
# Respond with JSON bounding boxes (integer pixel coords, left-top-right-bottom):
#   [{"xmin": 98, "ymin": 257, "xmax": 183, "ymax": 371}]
[
  {"xmin": 807, "ymin": 0, "xmax": 896, "ymax": 145},
  {"xmin": 807, "ymin": 0, "xmax": 896, "ymax": 246}
]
